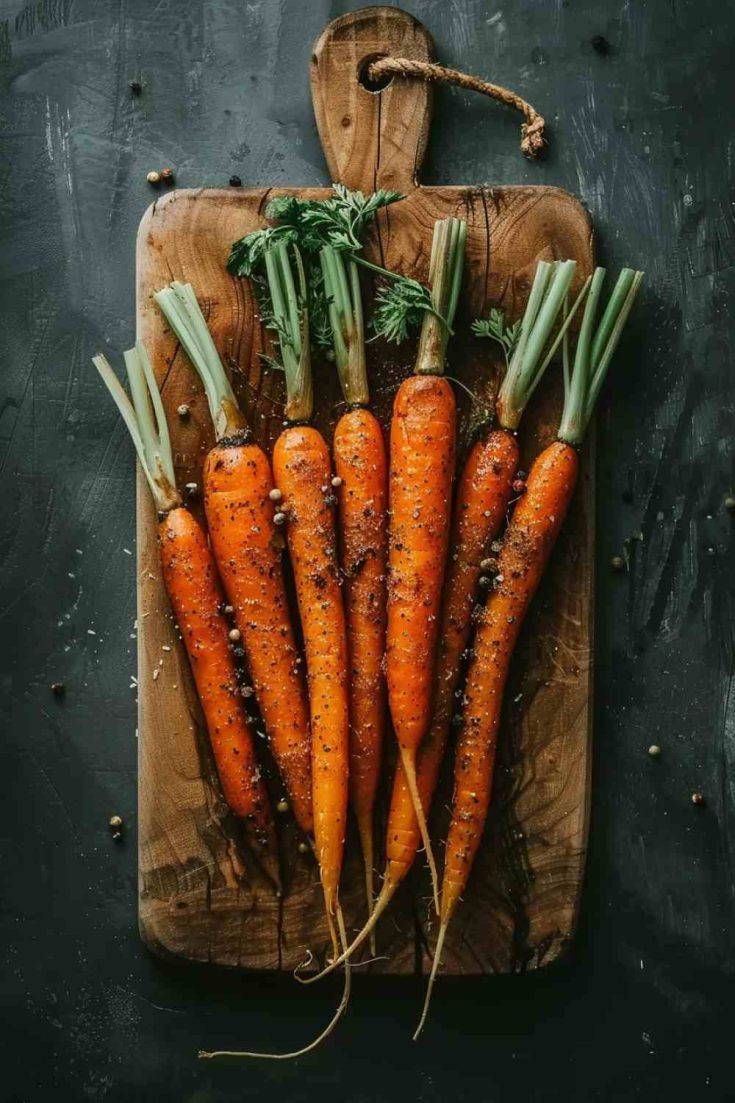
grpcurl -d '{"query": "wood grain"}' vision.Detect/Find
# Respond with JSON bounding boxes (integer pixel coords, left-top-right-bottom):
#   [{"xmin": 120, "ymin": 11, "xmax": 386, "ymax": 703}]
[{"xmin": 136, "ymin": 6, "xmax": 594, "ymax": 975}]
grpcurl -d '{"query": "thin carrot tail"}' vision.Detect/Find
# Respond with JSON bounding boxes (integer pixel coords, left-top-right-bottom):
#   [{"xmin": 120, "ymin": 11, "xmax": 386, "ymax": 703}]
[
  {"xmin": 308, "ymin": 835, "xmax": 340, "ymax": 963},
  {"xmin": 399, "ymin": 746, "xmax": 439, "ymax": 914},
  {"xmin": 413, "ymin": 920, "xmax": 448, "ymax": 1041},
  {"xmin": 295, "ymin": 875, "xmax": 398, "ymax": 985},
  {"xmin": 198, "ymin": 904, "xmax": 352, "ymax": 1061},
  {"xmin": 325, "ymin": 904, "xmax": 340, "ymax": 964},
  {"xmin": 356, "ymin": 812, "xmax": 377, "ymax": 957}
]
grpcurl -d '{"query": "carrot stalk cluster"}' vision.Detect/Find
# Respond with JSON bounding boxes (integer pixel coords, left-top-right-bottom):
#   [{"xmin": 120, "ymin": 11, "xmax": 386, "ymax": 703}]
[{"xmin": 95, "ymin": 183, "xmax": 642, "ymax": 1056}]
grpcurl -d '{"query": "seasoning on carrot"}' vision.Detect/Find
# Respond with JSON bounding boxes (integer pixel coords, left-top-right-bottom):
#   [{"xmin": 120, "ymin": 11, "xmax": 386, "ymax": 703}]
[
  {"xmin": 301, "ymin": 259, "xmax": 590, "ymax": 979},
  {"xmin": 92, "ymin": 343, "xmax": 279, "ymax": 887},
  {"xmin": 321, "ymin": 241, "xmax": 388, "ymax": 946},
  {"xmin": 154, "ymin": 282, "xmax": 313, "ymax": 839},
  {"xmin": 379, "ymin": 216, "xmax": 467, "ymax": 913},
  {"xmin": 265, "ymin": 241, "xmax": 350, "ymax": 962},
  {"xmin": 415, "ymin": 265, "xmax": 644, "ymax": 1037}
]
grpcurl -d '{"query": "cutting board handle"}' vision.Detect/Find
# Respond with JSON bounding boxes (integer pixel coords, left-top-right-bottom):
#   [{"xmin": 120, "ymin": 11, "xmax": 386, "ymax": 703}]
[{"xmin": 310, "ymin": 7, "xmax": 434, "ymax": 195}]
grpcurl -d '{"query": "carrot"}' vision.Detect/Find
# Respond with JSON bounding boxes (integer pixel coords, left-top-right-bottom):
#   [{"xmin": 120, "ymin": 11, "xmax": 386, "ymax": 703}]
[
  {"xmin": 380, "ymin": 216, "xmax": 467, "ymax": 913},
  {"xmin": 321, "ymin": 243, "xmax": 388, "ymax": 939},
  {"xmin": 258, "ymin": 239, "xmax": 351, "ymax": 961},
  {"xmin": 415, "ymin": 266, "xmax": 644, "ymax": 1036},
  {"xmin": 92, "ymin": 344, "xmax": 278, "ymax": 886},
  {"xmin": 154, "ymin": 283, "xmax": 313, "ymax": 837},
  {"xmin": 302, "ymin": 259, "xmax": 588, "ymax": 978},
  {"xmin": 273, "ymin": 426, "xmax": 349, "ymax": 941},
  {"xmin": 334, "ymin": 409, "xmax": 387, "ymax": 928},
  {"xmin": 199, "ymin": 239, "xmax": 354, "ymax": 1061}
]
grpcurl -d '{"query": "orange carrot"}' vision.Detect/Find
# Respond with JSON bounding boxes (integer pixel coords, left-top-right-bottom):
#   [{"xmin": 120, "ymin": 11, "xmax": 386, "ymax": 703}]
[
  {"xmin": 334, "ymin": 408, "xmax": 387, "ymax": 928},
  {"xmin": 92, "ymin": 345, "xmax": 278, "ymax": 885},
  {"xmin": 258, "ymin": 240, "xmax": 351, "ymax": 962},
  {"xmin": 321, "ymin": 241, "xmax": 388, "ymax": 936},
  {"xmin": 415, "ymin": 266, "xmax": 643, "ymax": 1036},
  {"xmin": 385, "ymin": 217, "xmax": 467, "ymax": 909},
  {"xmin": 154, "ymin": 282, "xmax": 313, "ymax": 837},
  {"xmin": 387, "ymin": 372, "xmax": 456, "ymax": 902},
  {"xmin": 273, "ymin": 425, "xmax": 350, "ymax": 950}
]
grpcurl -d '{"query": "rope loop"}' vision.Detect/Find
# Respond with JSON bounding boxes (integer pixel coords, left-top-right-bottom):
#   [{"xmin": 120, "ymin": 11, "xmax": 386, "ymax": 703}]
[{"xmin": 366, "ymin": 57, "xmax": 547, "ymax": 160}]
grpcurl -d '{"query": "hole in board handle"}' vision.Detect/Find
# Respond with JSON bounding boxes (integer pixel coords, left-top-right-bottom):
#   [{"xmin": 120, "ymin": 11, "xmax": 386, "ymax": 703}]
[{"xmin": 357, "ymin": 53, "xmax": 393, "ymax": 94}]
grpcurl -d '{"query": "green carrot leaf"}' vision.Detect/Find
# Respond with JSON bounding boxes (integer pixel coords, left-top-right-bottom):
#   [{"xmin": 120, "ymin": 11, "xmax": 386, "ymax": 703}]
[
  {"xmin": 471, "ymin": 308, "xmax": 522, "ymax": 366},
  {"xmin": 372, "ymin": 277, "xmax": 435, "ymax": 344}
]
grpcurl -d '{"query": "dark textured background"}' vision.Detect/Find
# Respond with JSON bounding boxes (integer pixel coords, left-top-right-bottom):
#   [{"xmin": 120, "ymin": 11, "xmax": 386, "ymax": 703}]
[{"xmin": 1, "ymin": 1, "xmax": 733, "ymax": 1100}]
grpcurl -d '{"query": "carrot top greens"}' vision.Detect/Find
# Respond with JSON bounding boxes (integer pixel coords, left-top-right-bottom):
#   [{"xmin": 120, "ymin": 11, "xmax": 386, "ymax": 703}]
[
  {"xmin": 413, "ymin": 217, "xmax": 468, "ymax": 376},
  {"xmin": 473, "ymin": 261, "xmax": 643, "ymax": 437},
  {"xmin": 228, "ymin": 185, "xmax": 407, "ymax": 354},
  {"xmin": 92, "ymin": 343, "xmax": 180, "ymax": 513},
  {"xmin": 154, "ymin": 281, "xmax": 247, "ymax": 439},
  {"xmin": 320, "ymin": 244, "xmax": 368, "ymax": 406},
  {"xmin": 228, "ymin": 185, "xmax": 455, "ymax": 391},
  {"xmin": 474, "ymin": 259, "xmax": 585, "ymax": 430},
  {"xmin": 557, "ymin": 266, "xmax": 643, "ymax": 445}
]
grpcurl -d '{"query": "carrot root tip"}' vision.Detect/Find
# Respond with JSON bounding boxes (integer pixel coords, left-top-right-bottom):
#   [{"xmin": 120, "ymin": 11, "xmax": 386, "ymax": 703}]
[
  {"xmin": 414, "ymin": 921, "xmax": 448, "ymax": 1041},
  {"xmin": 294, "ymin": 877, "xmax": 398, "ymax": 985},
  {"xmin": 399, "ymin": 747, "xmax": 440, "ymax": 914},
  {"xmin": 196, "ymin": 906, "xmax": 352, "ymax": 1061}
]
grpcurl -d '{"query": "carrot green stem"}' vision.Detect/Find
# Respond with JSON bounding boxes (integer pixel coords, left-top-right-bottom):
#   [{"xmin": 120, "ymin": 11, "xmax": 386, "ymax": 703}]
[
  {"xmin": 557, "ymin": 267, "xmax": 643, "ymax": 445},
  {"xmin": 92, "ymin": 344, "xmax": 180, "ymax": 514},
  {"xmin": 586, "ymin": 270, "xmax": 643, "ymax": 418},
  {"xmin": 263, "ymin": 242, "xmax": 313, "ymax": 422},
  {"xmin": 415, "ymin": 218, "xmax": 468, "ymax": 376},
  {"xmin": 495, "ymin": 259, "xmax": 578, "ymax": 429},
  {"xmin": 153, "ymin": 282, "xmax": 246, "ymax": 439},
  {"xmin": 320, "ymin": 245, "xmax": 369, "ymax": 406}
]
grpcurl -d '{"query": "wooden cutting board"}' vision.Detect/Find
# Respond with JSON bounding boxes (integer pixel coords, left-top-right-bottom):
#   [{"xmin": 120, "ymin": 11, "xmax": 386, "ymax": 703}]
[{"xmin": 136, "ymin": 6, "xmax": 594, "ymax": 976}]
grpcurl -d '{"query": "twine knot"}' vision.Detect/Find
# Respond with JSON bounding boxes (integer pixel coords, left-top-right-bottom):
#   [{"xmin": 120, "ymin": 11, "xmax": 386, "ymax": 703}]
[{"xmin": 520, "ymin": 115, "xmax": 547, "ymax": 158}]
